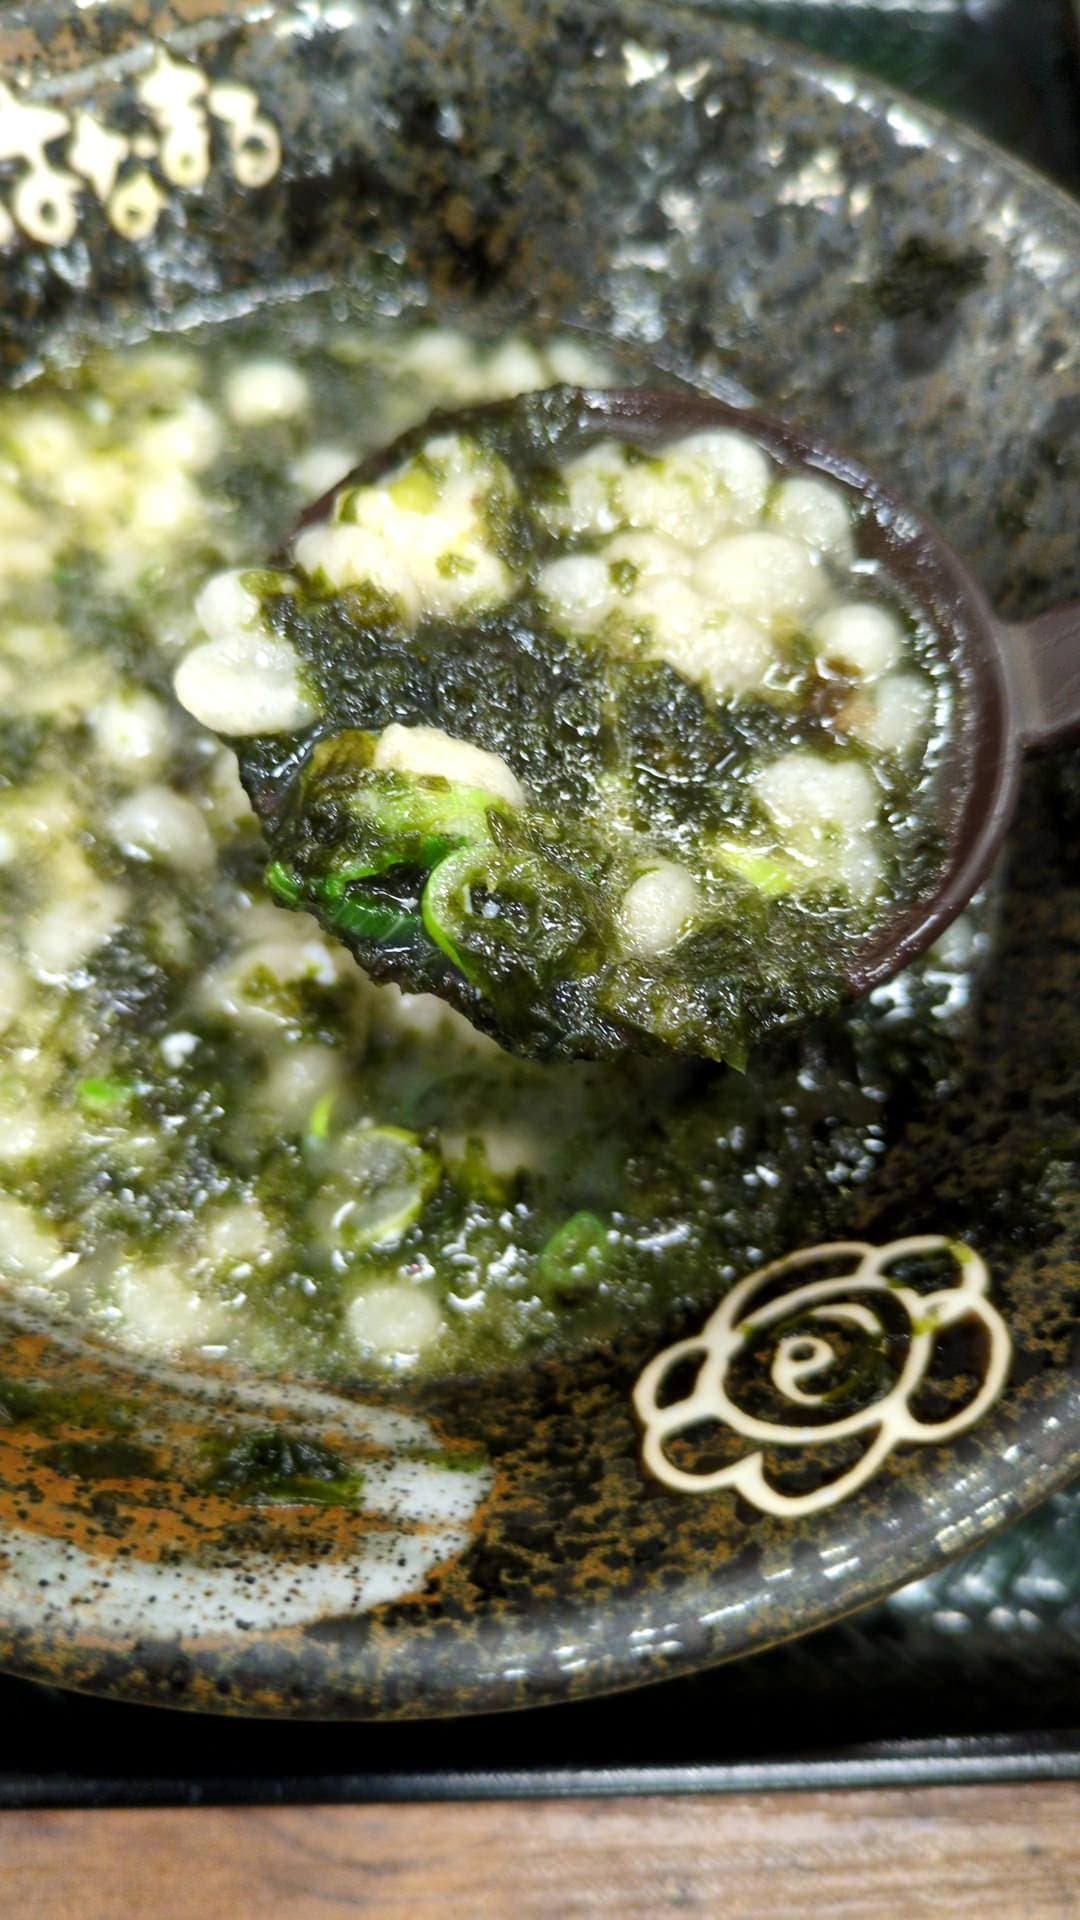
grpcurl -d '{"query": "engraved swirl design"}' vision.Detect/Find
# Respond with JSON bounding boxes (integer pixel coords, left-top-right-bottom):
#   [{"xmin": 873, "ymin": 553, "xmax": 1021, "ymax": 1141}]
[{"xmin": 633, "ymin": 1237, "xmax": 1012, "ymax": 1516}]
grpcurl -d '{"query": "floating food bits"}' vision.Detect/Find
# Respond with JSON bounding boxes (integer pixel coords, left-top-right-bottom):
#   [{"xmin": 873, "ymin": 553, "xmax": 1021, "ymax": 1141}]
[
  {"xmin": 0, "ymin": 316, "xmax": 970, "ymax": 1381},
  {"xmin": 180, "ymin": 389, "xmax": 949, "ymax": 1063}
]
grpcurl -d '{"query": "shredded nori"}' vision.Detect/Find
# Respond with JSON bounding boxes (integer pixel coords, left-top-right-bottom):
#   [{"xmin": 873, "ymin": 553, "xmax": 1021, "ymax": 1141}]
[{"xmin": 229, "ymin": 390, "xmax": 945, "ymax": 1063}]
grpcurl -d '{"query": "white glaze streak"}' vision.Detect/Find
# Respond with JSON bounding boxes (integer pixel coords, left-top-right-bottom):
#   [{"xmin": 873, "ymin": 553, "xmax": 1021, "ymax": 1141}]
[{"xmin": 0, "ymin": 1333, "xmax": 492, "ymax": 1639}]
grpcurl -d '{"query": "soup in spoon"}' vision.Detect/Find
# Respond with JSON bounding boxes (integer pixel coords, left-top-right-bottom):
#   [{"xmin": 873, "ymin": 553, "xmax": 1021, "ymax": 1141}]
[{"xmin": 175, "ymin": 386, "xmax": 951, "ymax": 1064}]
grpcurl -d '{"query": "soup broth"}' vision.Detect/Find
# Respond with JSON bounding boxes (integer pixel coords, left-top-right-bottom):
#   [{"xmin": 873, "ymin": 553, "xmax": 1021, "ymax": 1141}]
[{"xmin": 0, "ymin": 298, "xmax": 983, "ymax": 1377}]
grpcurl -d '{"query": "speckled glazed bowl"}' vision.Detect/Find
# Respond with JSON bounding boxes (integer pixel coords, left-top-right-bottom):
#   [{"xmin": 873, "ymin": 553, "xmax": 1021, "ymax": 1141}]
[{"xmin": 0, "ymin": 0, "xmax": 1077, "ymax": 1719}]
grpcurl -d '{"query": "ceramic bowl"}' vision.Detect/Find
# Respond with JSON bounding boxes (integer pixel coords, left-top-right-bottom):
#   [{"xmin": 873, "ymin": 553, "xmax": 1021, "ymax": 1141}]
[{"xmin": 0, "ymin": 0, "xmax": 1077, "ymax": 1718}]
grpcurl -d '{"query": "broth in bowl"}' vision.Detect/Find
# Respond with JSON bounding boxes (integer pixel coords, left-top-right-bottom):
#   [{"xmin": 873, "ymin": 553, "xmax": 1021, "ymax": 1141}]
[{"xmin": 0, "ymin": 297, "xmax": 983, "ymax": 1378}]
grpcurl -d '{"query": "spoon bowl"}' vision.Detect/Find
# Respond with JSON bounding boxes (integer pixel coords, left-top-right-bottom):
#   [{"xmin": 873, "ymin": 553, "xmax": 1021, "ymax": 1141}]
[{"xmin": 285, "ymin": 384, "xmax": 1080, "ymax": 1005}]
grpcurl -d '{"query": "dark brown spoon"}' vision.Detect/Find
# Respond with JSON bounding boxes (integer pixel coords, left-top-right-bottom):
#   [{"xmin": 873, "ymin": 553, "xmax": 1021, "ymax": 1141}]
[{"xmin": 289, "ymin": 384, "xmax": 1080, "ymax": 1004}]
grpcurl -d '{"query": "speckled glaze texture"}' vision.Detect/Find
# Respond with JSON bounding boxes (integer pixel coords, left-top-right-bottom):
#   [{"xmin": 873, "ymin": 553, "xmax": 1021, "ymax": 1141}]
[{"xmin": 0, "ymin": 0, "xmax": 1077, "ymax": 1718}]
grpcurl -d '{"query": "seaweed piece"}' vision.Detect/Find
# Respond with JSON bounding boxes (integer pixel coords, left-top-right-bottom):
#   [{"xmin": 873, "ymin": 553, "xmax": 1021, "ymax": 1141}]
[{"xmin": 196, "ymin": 388, "xmax": 948, "ymax": 1064}]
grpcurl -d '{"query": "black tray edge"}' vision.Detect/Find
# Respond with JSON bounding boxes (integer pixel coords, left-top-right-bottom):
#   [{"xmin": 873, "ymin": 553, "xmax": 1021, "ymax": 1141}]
[{"xmin": 3, "ymin": 1730, "xmax": 1077, "ymax": 1810}]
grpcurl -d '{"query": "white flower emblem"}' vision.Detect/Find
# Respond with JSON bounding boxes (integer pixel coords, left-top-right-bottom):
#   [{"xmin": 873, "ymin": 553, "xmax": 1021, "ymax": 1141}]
[{"xmin": 633, "ymin": 1236, "xmax": 1012, "ymax": 1516}]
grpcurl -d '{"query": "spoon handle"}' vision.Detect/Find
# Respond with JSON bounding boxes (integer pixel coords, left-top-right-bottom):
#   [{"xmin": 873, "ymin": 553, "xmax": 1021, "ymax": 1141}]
[{"xmin": 1003, "ymin": 603, "xmax": 1080, "ymax": 751}]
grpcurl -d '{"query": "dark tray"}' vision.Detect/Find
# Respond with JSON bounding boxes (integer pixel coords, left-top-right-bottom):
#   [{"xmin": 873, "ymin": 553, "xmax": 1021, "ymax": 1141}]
[{"xmin": 1, "ymin": 0, "xmax": 1078, "ymax": 1807}]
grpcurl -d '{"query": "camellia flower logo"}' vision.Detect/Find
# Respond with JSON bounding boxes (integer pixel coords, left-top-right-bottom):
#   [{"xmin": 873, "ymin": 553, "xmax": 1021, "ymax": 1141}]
[{"xmin": 633, "ymin": 1236, "xmax": 1012, "ymax": 1516}]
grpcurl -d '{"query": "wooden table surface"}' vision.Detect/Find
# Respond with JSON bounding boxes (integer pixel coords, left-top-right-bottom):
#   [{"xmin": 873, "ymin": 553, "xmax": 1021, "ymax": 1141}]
[{"xmin": 4, "ymin": 1782, "xmax": 1078, "ymax": 1918}]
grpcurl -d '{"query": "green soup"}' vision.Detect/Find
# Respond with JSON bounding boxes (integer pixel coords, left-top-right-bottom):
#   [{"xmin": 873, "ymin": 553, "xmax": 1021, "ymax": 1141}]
[
  {"xmin": 178, "ymin": 389, "xmax": 950, "ymax": 1065},
  {"xmin": 0, "ymin": 296, "xmax": 981, "ymax": 1377}
]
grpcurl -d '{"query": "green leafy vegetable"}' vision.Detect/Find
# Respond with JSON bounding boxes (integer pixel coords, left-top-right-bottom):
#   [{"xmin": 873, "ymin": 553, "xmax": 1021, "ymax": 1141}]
[
  {"xmin": 76, "ymin": 1076, "xmax": 136, "ymax": 1115},
  {"xmin": 538, "ymin": 1210, "xmax": 613, "ymax": 1297},
  {"xmin": 313, "ymin": 1122, "xmax": 441, "ymax": 1251},
  {"xmin": 218, "ymin": 386, "xmax": 947, "ymax": 1064},
  {"xmin": 201, "ymin": 1428, "xmax": 365, "ymax": 1507}
]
